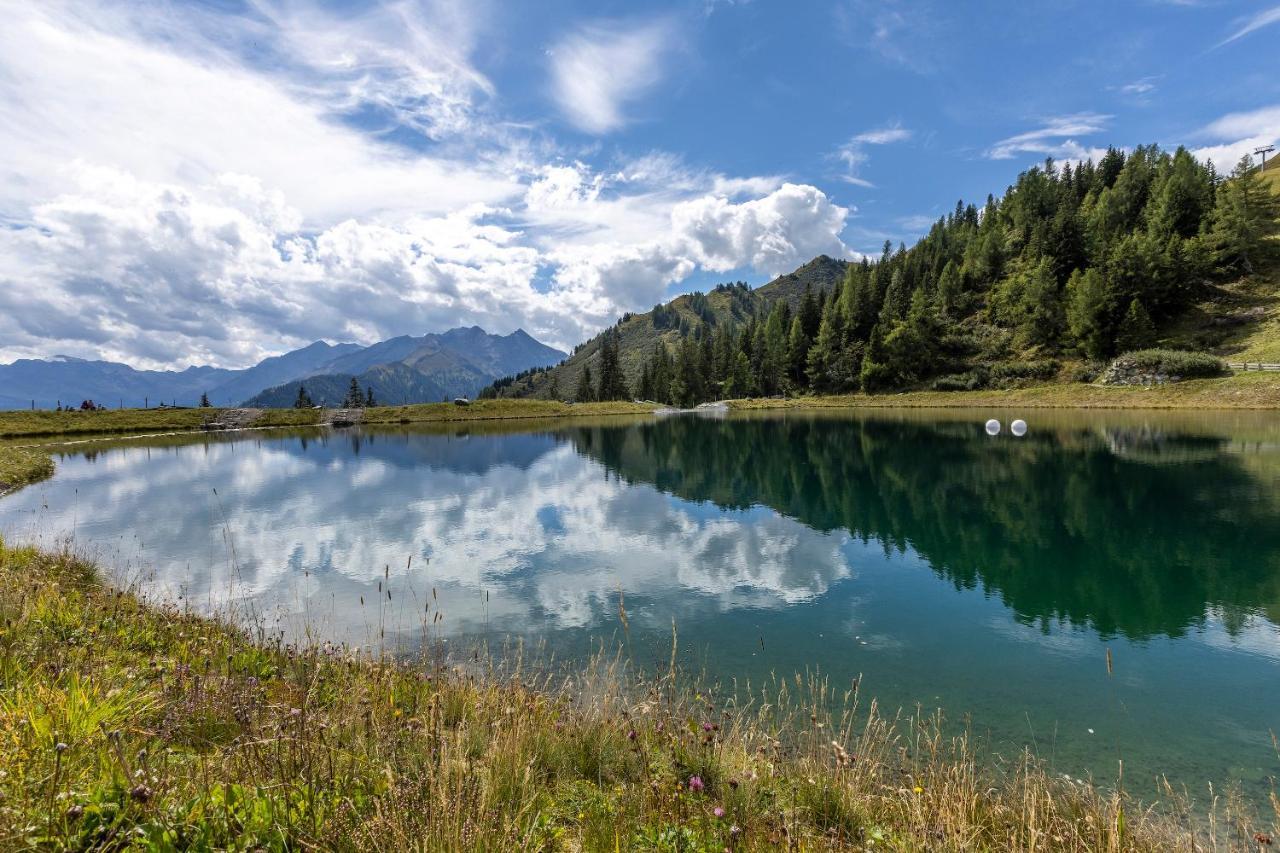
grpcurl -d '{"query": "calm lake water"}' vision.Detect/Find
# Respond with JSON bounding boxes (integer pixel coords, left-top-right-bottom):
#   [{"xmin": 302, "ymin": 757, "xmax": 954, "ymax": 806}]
[{"xmin": 3, "ymin": 408, "xmax": 1279, "ymax": 800}]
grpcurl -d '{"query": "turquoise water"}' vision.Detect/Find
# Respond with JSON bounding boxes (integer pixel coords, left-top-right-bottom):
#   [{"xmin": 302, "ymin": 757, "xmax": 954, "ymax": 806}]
[{"xmin": 3, "ymin": 408, "xmax": 1279, "ymax": 801}]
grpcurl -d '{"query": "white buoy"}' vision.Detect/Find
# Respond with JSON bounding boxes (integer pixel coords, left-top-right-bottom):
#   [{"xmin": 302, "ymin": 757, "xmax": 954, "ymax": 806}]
[
  {"xmin": 1011, "ymin": 419, "xmax": 1028, "ymax": 437},
  {"xmin": 985, "ymin": 418, "xmax": 1001, "ymax": 436}
]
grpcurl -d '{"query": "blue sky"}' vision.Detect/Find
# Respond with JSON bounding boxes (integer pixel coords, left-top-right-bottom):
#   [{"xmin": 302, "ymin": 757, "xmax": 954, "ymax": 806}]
[{"xmin": 0, "ymin": 0, "xmax": 1277, "ymax": 369}]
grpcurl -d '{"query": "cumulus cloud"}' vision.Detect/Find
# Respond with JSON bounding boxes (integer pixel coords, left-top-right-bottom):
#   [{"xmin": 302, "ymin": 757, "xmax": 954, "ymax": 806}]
[
  {"xmin": 0, "ymin": 166, "xmax": 545, "ymax": 367},
  {"xmin": 1191, "ymin": 105, "xmax": 1280, "ymax": 173},
  {"xmin": 986, "ymin": 113, "xmax": 1111, "ymax": 162},
  {"xmin": 0, "ymin": 0, "xmax": 852, "ymax": 369},
  {"xmin": 548, "ymin": 18, "xmax": 678, "ymax": 134},
  {"xmin": 547, "ymin": 183, "xmax": 851, "ymax": 323}
]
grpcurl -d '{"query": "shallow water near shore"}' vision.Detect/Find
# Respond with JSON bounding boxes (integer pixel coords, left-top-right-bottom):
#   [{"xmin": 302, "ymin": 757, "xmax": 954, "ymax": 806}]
[{"xmin": 3, "ymin": 407, "xmax": 1280, "ymax": 804}]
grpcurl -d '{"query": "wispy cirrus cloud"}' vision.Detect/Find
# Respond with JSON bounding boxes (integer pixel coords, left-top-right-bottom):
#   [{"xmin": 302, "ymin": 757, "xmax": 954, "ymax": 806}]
[
  {"xmin": 547, "ymin": 18, "xmax": 679, "ymax": 135},
  {"xmin": 986, "ymin": 113, "xmax": 1111, "ymax": 162},
  {"xmin": 1117, "ymin": 76, "xmax": 1160, "ymax": 98},
  {"xmin": 834, "ymin": 124, "xmax": 912, "ymax": 187},
  {"xmin": 1217, "ymin": 4, "xmax": 1280, "ymax": 46}
]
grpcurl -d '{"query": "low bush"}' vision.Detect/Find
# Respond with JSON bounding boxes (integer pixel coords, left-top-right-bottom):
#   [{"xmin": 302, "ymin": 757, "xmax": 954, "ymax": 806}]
[
  {"xmin": 989, "ymin": 359, "xmax": 1060, "ymax": 381},
  {"xmin": 1114, "ymin": 349, "xmax": 1227, "ymax": 378}
]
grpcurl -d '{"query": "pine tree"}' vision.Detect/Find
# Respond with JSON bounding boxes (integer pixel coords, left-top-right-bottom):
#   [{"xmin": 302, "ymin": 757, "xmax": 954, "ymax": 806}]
[
  {"xmin": 859, "ymin": 322, "xmax": 893, "ymax": 392},
  {"xmin": 547, "ymin": 374, "xmax": 561, "ymax": 401},
  {"xmin": 936, "ymin": 261, "xmax": 962, "ymax": 317},
  {"xmin": 199, "ymin": 392, "xmax": 211, "ymax": 408},
  {"xmin": 880, "ymin": 268, "xmax": 910, "ymax": 324},
  {"xmin": 596, "ymin": 331, "xmax": 629, "ymax": 401},
  {"xmin": 1209, "ymin": 155, "xmax": 1280, "ymax": 275},
  {"xmin": 365, "ymin": 386, "xmax": 376, "ymax": 407},
  {"xmin": 575, "ymin": 365, "xmax": 595, "ymax": 403},
  {"xmin": 1115, "ymin": 298, "xmax": 1157, "ymax": 353},
  {"xmin": 758, "ymin": 303, "xmax": 789, "ymax": 395},
  {"xmin": 786, "ymin": 315, "xmax": 810, "ymax": 389},
  {"xmin": 1018, "ymin": 259, "xmax": 1065, "ymax": 347},
  {"xmin": 294, "ymin": 385, "xmax": 313, "ymax": 409},
  {"xmin": 1066, "ymin": 268, "xmax": 1112, "ymax": 360},
  {"xmin": 342, "ymin": 378, "xmax": 363, "ymax": 408},
  {"xmin": 724, "ymin": 349, "xmax": 752, "ymax": 399},
  {"xmin": 806, "ymin": 299, "xmax": 842, "ymax": 391}
]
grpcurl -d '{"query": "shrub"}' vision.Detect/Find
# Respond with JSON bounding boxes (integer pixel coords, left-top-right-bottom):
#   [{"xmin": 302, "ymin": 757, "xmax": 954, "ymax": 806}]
[
  {"xmin": 1114, "ymin": 349, "xmax": 1227, "ymax": 378},
  {"xmin": 932, "ymin": 373, "xmax": 984, "ymax": 392},
  {"xmin": 1067, "ymin": 362, "xmax": 1103, "ymax": 383},
  {"xmin": 988, "ymin": 359, "xmax": 1060, "ymax": 381}
]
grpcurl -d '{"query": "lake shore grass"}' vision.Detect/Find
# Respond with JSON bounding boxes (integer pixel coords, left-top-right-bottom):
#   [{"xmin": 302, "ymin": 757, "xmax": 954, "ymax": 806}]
[
  {"xmin": 728, "ymin": 372, "xmax": 1280, "ymax": 412},
  {"xmin": 0, "ymin": 401, "xmax": 653, "ymax": 494},
  {"xmin": 0, "ymin": 445, "xmax": 56, "ymax": 495},
  {"xmin": 0, "ymin": 399, "xmax": 657, "ymax": 441},
  {"xmin": 2, "ymin": 539, "xmax": 1267, "ymax": 850}
]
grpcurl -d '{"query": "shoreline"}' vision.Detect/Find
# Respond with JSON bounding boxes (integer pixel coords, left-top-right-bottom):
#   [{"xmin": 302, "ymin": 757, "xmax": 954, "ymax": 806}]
[
  {"xmin": 0, "ymin": 540, "xmax": 1253, "ymax": 849},
  {"xmin": 4, "ymin": 376, "xmax": 1280, "ymax": 494}
]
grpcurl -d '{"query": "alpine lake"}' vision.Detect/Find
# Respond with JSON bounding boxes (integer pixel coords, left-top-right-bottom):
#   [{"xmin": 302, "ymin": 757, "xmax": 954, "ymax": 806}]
[{"xmin": 3, "ymin": 407, "xmax": 1279, "ymax": 805}]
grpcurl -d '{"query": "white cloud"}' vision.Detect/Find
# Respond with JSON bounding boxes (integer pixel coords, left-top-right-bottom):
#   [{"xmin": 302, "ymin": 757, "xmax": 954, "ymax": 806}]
[
  {"xmin": 548, "ymin": 19, "xmax": 678, "ymax": 134},
  {"xmin": 0, "ymin": 0, "xmax": 852, "ymax": 369},
  {"xmin": 672, "ymin": 183, "xmax": 851, "ymax": 273},
  {"xmin": 548, "ymin": 182, "xmax": 851, "ymax": 323},
  {"xmin": 0, "ymin": 0, "xmax": 517, "ymax": 227},
  {"xmin": 1117, "ymin": 76, "xmax": 1159, "ymax": 97},
  {"xmin": 834, "ymin": 123, "xmax": 912, "ymax": 187},
  {"xmin": 1217, "ymin": 4, "xmax": 1280, "ymax": 46},
  {"xmin": 986, "ymin": 113, "xmax": 1111, "ymax": 162},
  {"xmin": 1191, "ymin": 104, "xmax": 1280, "ymax": 172}
]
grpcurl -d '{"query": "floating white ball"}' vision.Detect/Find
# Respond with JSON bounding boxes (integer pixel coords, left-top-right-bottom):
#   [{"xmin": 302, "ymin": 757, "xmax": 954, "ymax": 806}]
[
  {"xmin": 985, "ymin": 418, "xmax": 1001, "ymax": 436},
  {"xmin": 1011, "ymin": 419, "xmax": 1028, "ymax": 437}
]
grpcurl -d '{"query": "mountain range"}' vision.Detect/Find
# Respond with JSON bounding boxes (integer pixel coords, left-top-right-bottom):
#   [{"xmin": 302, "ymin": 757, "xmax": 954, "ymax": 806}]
[{"xmin": 0, "ymin": 328, "xmax": 565, "ymax": 410}]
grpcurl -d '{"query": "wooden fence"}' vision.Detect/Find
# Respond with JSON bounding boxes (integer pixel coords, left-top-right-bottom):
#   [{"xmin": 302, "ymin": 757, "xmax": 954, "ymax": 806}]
[{"xmin": 1226, "ymin": 362, "xmax": 1280, "ymax": 372}]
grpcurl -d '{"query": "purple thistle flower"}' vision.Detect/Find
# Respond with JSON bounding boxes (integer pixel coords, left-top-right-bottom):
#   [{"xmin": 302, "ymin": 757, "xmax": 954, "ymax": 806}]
[
  {"xmin": 688, "ymin": 775, "xmax": 704, "ymax": 793},
  {"xmin": 713, "ymin": 806, "xmax": 725, "ymax": 818}
]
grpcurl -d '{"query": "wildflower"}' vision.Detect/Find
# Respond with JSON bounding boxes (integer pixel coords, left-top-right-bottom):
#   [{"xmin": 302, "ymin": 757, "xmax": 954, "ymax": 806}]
[
  {"xmin": 66, "ymin": 804, "xmax": 84, "ymax": 820},
  {"xmin": 55, "ymin": 742, "xmax": 68, "ymax": 753},
  {"xmin": 702, "ymin": 722, "xmax": 713, "ymax": 732},
  {"xmin": 1255, "ymin": 833, "xmax": 1273, "ymax": 847},
  {"xmin": 713, "ymin": 806, "xmax": 725, "ymax": 818},
  {"xmin": 628, "ymin": 729, "xmax": 637, "ymax": 741},
  {"xmin": 913, "ymin": 786, "xmax": 924, "ymax": 794},
  {"xmin": 688, "ymin": 775, "xmax": 704, "ymax": 793},
  {"xmin": 129, "ymin": 784, "xmax": 153, "ymax": 803}
]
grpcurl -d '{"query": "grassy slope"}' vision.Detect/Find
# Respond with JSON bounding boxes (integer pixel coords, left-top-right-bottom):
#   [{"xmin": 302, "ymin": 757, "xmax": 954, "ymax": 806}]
[{"xmin": 2, "ymin": 541, "xmax": 1261, "ymax": 850}]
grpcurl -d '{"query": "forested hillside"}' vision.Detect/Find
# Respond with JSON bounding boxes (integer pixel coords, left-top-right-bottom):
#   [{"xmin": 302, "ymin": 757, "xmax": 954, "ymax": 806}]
[{"xmin": 486, "ymin": 148, "xmax": 1280, "ymax": 406}]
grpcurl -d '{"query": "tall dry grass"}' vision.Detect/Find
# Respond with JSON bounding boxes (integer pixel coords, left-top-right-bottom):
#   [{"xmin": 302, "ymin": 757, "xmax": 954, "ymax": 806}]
[{"xmin": 0, "ymin": 539, "xmax": 1274, "ymax": 850}]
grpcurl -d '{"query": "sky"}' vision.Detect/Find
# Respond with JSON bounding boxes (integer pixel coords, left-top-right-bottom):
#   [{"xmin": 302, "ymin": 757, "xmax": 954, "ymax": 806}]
[{"xmin": 1, "ymin": 0, "xmax": 1278, "ymax": 370}]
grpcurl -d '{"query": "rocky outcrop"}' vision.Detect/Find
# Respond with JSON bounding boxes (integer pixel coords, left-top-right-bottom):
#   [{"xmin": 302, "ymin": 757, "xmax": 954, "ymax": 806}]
[{"xmin": 1099, "ymin": 357, "xmax": 1179, "ymax": 386}]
